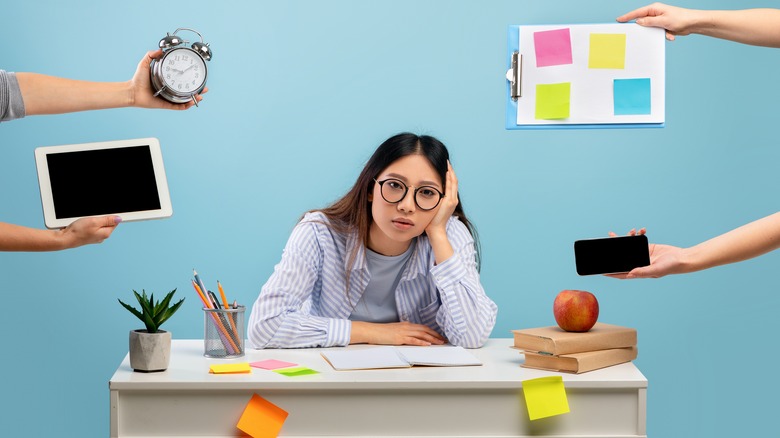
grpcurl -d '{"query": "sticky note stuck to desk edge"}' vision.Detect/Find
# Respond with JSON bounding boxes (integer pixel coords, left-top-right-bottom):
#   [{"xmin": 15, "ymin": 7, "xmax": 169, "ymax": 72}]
[
  {"xmin": 522, "ymin": 375, "xmax": 570, "ymax": 420},
  {"xmin": 237, "ymin": 393, "xmax": 288, "ymax": 438}
]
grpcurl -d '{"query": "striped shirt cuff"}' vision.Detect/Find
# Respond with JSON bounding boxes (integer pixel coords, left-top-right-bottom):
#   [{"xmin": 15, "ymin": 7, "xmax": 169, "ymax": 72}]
[
  {"xmin": 327, "ymin": 318, "xmax": 352, "ymax": 347},
  {"xmin": 430, "ymin": 252, "xmax": 468, "ymax": 289}
]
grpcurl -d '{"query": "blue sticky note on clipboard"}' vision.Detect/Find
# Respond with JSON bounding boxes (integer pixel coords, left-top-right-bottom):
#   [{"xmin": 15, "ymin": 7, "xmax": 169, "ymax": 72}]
[
  {"xmin": 506, "ymin": 23, "xmax": 665, "ymax": 130},
  {"xmin": 614, "ymin": 78, "xmax": 651, "ymax": 115}
]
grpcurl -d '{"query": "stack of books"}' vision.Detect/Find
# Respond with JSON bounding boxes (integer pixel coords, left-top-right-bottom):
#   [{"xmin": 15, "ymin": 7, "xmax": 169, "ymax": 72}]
[{"xmin": 511, "ymin": 323, "xmax": 637, "ymax": 374}]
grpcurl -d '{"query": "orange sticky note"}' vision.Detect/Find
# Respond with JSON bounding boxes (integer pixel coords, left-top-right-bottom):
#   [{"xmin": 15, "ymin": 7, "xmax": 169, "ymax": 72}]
[
  {"xmin": 237, "ymin": 394, "xmax": 289, "ymax": 438},
  {"xmin": 209, "ymin": 363, "xmax": 252, "ymax": 374}
]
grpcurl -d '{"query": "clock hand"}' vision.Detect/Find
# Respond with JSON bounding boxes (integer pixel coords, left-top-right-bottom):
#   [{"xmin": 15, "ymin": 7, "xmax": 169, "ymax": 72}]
[{"xmin": 180, "ymin": 63, "xmax": 198, "ymax": 74}]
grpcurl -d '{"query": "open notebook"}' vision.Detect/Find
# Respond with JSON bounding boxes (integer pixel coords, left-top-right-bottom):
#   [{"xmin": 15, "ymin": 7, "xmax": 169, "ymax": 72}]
[{"xmin": 321, "ymin": 345, "xmax": 482, "ymax": 370}]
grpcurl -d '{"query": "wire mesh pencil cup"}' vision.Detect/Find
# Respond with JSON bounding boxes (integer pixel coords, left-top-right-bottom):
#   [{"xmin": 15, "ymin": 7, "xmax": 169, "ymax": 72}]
[{"xmin": 203, "ymin": 305, "xmax": 245, "ymax": 358}]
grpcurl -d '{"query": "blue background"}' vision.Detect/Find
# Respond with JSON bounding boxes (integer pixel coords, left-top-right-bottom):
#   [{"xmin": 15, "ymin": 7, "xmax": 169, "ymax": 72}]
[{"xmin": 1, "ymin": 0, "xmax": 778, "ymax": 436}]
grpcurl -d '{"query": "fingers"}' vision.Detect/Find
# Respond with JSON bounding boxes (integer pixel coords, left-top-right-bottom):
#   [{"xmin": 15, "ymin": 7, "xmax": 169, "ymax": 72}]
[
  {"xmin": 140, "ymin": 50, "xmax": 163, "ymax": 69},
  {"xmin": 445, "ymin": 160, "xmax": 458, "ymax": 202},
  {"xmin": 399, "ymin": 322, "xmax": 445, "ymax": 346},
  {"xmin": 104, "ymin": 215, "xmax": 122, "ymax": 228},
  {"xmin": 616, "ymin": 5, "xmax": 656, "ymax": 23},
  {"xmin": 608, "ymin": 228, "xmax": 646, "ymax": 237}
]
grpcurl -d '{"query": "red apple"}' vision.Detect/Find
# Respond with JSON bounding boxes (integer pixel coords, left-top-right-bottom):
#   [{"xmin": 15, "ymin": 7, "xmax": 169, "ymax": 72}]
[{"xmin": 554, "ymin": 290, "xmax": 599, "ymax": 332}]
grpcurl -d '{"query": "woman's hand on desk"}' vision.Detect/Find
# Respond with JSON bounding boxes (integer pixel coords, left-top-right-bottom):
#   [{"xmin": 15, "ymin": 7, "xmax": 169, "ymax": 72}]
[{"xmin": 350, "ymin": 321, "xmax": 446, "ymax": 346}]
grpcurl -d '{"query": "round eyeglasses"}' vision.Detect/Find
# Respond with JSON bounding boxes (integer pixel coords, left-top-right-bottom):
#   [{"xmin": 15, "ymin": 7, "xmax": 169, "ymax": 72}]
[{"xmin": 373, "ymin": 178, "xmax": 444, "ymax": 211}]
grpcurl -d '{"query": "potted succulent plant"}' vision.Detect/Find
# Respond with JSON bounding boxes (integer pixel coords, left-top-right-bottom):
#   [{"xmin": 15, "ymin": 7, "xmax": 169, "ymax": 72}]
[{"xmin": 119, "ymin": 289, "xmax": 185, "ymax": 372}]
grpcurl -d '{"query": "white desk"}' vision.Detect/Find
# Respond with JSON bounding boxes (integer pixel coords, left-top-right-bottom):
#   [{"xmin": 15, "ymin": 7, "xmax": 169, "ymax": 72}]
[{"xmin": 109, "ymin": 339, "xmax": 647, "ymax": 437}]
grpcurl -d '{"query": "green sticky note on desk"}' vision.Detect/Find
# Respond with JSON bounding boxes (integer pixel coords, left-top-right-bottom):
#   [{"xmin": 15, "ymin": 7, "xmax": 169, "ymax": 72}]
[
  {"xmin": 589, "ymin": 33, "xmax": 626, "ymax": 69},
  {"xmin": 535, "ymin": 82, "xmax": 571, "ymax": 120},
  {"xmin": 522, "ymin": 376, "xmax": 570, "ymax": 421},
  {"xmin": 274, "ymin": 366, "xmax": 319, "ymax": 377}
]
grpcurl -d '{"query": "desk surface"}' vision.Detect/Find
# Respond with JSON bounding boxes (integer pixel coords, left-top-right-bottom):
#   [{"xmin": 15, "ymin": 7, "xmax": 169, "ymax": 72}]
[
  {"xmin": 109, "ymin": 339, "xmax": 648, "ymax": 438},
  {"xmin": 110, "ymin": 338, "xmax": 647, "ymax": 390}
]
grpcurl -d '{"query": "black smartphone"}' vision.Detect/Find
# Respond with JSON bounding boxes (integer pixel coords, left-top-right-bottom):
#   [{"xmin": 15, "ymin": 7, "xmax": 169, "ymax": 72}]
[{"xmin": 574, "ymin": 235, "xmax": 650, "ymax": 275}]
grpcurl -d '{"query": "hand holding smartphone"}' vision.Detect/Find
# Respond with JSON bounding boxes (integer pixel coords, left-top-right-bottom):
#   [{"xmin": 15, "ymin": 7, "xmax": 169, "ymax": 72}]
[{"xmin": 574, "ymin": 235, "xmax": 650, "ymax": 275}]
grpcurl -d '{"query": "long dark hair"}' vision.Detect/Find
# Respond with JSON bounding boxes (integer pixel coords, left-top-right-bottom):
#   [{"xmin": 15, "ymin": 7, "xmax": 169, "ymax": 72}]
[{"xmin": 311, "ymin": 132, "xmax": 481, "ymax": 273}]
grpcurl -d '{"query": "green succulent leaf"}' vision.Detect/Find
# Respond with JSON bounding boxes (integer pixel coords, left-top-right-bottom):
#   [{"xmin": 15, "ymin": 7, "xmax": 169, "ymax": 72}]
[{"xmin": 120, "ymin": 288, "xmax": 184, "ymax": 333}]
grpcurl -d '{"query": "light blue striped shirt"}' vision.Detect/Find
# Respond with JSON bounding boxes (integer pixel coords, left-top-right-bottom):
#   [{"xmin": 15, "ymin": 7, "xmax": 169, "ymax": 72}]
[{"xmin": 247, "ymin": 211, "xmax": 497, "ymax": 349}]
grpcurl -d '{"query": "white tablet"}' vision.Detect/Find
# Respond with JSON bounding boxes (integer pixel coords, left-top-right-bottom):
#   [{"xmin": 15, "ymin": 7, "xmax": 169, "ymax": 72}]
[{"xmin": 34, "ymin": 137, "xmax": 173, "ymax": 229}]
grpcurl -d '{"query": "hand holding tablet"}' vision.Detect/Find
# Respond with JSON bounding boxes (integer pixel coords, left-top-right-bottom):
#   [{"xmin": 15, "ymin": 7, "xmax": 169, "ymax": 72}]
[{"xmin": 34, "ymin": 138, "xmax": 173, "ymax": 229}]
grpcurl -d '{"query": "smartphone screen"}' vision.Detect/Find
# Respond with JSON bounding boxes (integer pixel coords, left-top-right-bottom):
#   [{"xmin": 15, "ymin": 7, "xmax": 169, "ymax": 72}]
[{"xmin": 574, "ymin": 235, "xmax": 650, "ymax": 275}]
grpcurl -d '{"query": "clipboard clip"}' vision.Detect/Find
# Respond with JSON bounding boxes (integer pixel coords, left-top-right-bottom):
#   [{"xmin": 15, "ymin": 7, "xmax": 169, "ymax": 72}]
[{"xmin": 506, "ymin": 51, "xmax": 522, "ymax": 101}]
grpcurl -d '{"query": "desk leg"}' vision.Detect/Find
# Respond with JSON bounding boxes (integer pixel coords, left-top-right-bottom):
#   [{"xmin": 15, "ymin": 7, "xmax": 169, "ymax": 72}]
[
  {"xmin": 638, "ymin": 387, "xmax": 647, "ymax": 436},
  {"xmin": 110, "ymin": 390, "xmax": 119, "ymax": 438}
]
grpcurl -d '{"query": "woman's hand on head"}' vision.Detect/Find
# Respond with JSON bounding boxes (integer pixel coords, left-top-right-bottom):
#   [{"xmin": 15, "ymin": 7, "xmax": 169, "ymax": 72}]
[
  {"xmin": 425, "ymin": 160, "xmax": 459, "ymax": 238},
  {"xmin": 350, "ymin": 321, "xmax": 446, "ymax": 346}
]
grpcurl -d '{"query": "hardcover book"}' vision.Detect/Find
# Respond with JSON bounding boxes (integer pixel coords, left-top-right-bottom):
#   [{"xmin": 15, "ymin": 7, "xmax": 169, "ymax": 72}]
[
  {"xmin": 522, "ymin": 346, "xmax": 638, "ymax": 374},
  {"xmin": 511, "ymin": 323, "xmax": 636, "ymax": 355}
]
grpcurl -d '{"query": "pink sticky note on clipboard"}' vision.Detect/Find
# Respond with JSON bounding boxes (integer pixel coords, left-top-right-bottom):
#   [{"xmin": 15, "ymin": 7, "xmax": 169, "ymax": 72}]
[{"xmin": 534, "ymin": 28, "xmax": 573, "ymax": 67}]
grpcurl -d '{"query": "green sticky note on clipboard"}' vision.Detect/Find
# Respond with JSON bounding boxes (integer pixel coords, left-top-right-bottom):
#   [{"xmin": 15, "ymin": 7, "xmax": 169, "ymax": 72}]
[
  {"xmin": 535, "ymin": 82, "xmax": 571, "ymax": 119},
  {"xmin": 522, "ymin": 376, "xmax": 570, "ymax": 420}
]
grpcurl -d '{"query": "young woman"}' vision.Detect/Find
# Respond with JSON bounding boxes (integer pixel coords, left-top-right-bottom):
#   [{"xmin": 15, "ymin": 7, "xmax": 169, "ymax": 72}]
[{"xmin": 248, "ymin": 133, "xmax": 497, "ymax": 349}]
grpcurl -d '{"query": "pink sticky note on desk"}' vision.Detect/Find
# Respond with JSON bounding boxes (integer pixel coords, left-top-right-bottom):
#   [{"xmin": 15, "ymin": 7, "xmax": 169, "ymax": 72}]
[
  {"xmin": 237, "ymin": 394, "xmax": 289, "ymax": 438},
  {"xmin": 250, "ymin": 359, "xmax": 298, "ymax": 370},
  {"xmin": 534, "ymin": 28, "xmax": 573, "ymax": 67}
]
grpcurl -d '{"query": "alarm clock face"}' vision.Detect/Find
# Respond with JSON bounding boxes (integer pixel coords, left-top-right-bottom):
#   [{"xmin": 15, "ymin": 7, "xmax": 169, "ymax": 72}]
[{"xmin": 159, "ymin": 48, "xmax": 207, "ymax": 94}]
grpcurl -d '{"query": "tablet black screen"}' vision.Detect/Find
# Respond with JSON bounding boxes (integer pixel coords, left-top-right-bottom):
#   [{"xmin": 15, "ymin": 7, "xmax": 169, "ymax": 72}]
[{"xmin": 46, "ymin": 145, "xmax": 162, "ymax": 219}]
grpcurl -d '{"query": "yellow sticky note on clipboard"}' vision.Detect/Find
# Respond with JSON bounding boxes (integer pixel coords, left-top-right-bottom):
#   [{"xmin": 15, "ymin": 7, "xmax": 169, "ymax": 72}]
[
  {"xmin": 521, "ymin": 376, "xmax": 570, "ymax": 420},
  {"xmin": 209, "ymin": 363, "xmax": 251, "ymax": 374},
  {"xmin": 588, "ymin": 33, "xmax": 626, "ymax": 69}
]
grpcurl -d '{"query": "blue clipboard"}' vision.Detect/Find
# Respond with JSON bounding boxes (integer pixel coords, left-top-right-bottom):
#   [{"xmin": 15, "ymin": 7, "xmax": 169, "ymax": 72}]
[{"xmin": 505, "ymin": 23, "xmax": 665, "ymax": 130}]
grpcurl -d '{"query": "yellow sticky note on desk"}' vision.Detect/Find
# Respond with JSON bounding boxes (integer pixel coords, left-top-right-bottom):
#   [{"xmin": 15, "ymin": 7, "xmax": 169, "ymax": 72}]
[
  {"xmin": 588, "ymin": 33, "xmax": 626, "ymax": 69},
  {"xmin": 237, "ymin": 393, "xmax": 289, "ymax": 438},
  {"xmin": 209, "ymin": 363, "xmax": 251, "ymax": 374},
  {"xmin": 521, "ymin": 376, "xmax": 570, "ymax": 421}
]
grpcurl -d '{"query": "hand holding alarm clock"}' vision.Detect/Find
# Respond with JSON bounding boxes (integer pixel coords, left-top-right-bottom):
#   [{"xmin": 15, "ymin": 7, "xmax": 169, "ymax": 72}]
[{"xmin": 149, "ymin": 28, "xmax": 212, "ymax": 106}]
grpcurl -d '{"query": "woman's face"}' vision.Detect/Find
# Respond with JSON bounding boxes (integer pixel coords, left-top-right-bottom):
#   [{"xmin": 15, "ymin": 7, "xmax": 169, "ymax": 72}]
[{"xmin": 368, "ymin": 154, "xmax": 443, "ymax": 256}]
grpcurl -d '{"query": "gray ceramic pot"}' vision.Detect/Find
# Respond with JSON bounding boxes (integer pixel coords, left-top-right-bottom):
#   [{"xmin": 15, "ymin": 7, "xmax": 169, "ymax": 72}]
[{"xmin": 129, "ymin": 329, "xmax": 171, "ymax": 372}]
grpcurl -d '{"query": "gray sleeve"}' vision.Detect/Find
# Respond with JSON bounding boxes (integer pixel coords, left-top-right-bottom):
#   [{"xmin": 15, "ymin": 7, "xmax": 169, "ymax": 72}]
[{"xmin": 0, "ymin": 70, "xmax": 26, "ymax": 122}]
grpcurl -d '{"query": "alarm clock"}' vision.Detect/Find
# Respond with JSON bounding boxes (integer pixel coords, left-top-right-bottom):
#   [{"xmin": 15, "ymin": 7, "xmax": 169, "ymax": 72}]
[{"xmin": 149, "ymin": 28, "xmax": 212, "ymax": 106}]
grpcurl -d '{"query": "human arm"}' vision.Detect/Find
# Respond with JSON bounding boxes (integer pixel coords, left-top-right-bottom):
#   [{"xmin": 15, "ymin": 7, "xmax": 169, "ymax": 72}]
[
  {"xmin": 246, "ymin": 219, "xmax": 352, "ymax": 349},
  {"xmin": 425, "ymin": 160, "xmax": 457, "ymax": 264},
  {"xmin": 420, "ymin": 162, "xmax": 496, "ymax": 347},
  {"xmin": 610, "ymin": 212, "xmax": 780, "ymax": 278},
  {"xmin": 429, "ymin": 218, "xmax": 497, "ymax": 348},
  {"xmin": 0, "ymin": 216, "xmax": 120, "ymax": 251},
  {"xmin": 349, "ymin": 321, "xmax": 446, "ymax": 346},
  {"xmin": 617, "ymin": 3, "xmax": 780, "ymax": 47},
  {"xmin": 15, "ymin": 50, "xmax": 205, "ymax": 116}
]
